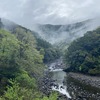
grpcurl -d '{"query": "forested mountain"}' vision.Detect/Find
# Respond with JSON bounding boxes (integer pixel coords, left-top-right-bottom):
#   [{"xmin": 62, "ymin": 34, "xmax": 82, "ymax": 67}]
[
  {"xmin": 0, "ymin": 18, "xmax": 58, "ymax": 100},
  {"xmin": 0, "ymin": 16, "xmax": 100, "ymax": 100},
  {"xmin": 36, "ymin": 38, "xmax": 61, "ymax": 63},
  {"xmin": 33, "ymin": 18, "xmax": 100, "ymax": 50},
  {"xmin": 1, "ymin": 18, "xmax": 61, "ymax": 63},
  {"xmin": 64, "ymin": 27, "xmax": 100, "ymax": 75}
]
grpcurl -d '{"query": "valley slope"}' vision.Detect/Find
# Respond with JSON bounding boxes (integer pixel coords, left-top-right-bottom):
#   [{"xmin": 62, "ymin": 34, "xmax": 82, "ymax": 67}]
[{"xmin": 33, "ymin": 18, "xmax": 100, "ymax": 50}]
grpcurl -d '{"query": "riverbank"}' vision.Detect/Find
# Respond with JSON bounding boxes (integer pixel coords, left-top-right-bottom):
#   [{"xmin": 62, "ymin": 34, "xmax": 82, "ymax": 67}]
[
  {"xmin": 66, "ymin": 72, "xmax": 100, "ymax": 100},
  {"xmin": 67, "ymin": 72, "xmax": 100, "ymax": 89},
  {"xmin": 39, "ymin": 58, "xmax": 72, "ymax": 100}
]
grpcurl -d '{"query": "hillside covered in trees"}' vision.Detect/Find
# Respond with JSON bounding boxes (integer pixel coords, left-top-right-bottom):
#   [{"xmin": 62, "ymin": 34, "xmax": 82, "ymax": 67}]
[
  {"xmin": 0, "ymin": 19, "xmax": 58, "ymax": 100},
  {"xmin": 64, "ymin": 27, "xmax": 100, "ymax": 75},
  {"xmin": 1, "ymin": 17, "xmax": 100, "ymax": 99}
]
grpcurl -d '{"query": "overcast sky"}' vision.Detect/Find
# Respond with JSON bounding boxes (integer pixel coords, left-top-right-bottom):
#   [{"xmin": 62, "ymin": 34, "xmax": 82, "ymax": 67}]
[{"xmin": 0, "ymin": 0, "xmax": 100, "ymax": 27}]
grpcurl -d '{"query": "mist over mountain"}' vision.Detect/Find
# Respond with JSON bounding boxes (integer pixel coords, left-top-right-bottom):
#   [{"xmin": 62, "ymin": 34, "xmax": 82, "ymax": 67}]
[
  {"xmin": 1, "ymin": 17, "xmax": 100, "ymax": 48},
  {"xmin": 0, "ymin": 0, "xmax": 100, "ymax": 99},
  {"xmin": 1, "ymin": 17, "xmax": 100, "ymax": 51},
  {"xmin": 33, "ymin": 18, "xmax": 100, "ymax": 47}
]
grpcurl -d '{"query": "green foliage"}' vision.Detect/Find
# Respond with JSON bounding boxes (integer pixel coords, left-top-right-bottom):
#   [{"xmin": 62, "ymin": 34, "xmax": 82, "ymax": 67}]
[
  {"xmin": 48, "ymin": 92, "xmax": 58, "ymax": 100},
  {"xmin": 0, "ymin": 30, "xmax": 20, "ymax": 79},
  {"xmin": 65, "ymin": 28, "xmax": 100, "ymax": 75},
  {"xmin": 0, "ymin": 28, "xmax": 45, "ymax": 95},
  {"xmin": 15, "ymin": 70, "xmax": 37, "ymax": 89},
  {"xmin": 34, "ymin": 92, "xmax": 58, "ymax": 100},
  {"xmin": 10, "ymin": 27, "xmax": 45, "ymax": 76},
  {"xmin": 0, "ymin": 19, "xmax": 3, "ymax": 29},
  {"xmin": 0, "ymin": 80, "xmax": 57, "ymax": 100},
  {"xmin": 0, "ymin": 24, "xmax": 59, "ymax": 99},
  {"xmin": 44, "ymin": 48, "xmax": 61, "ymax": 63},
  {"xmin": 36, "ymin": 38, "xmax": 52, "ymax": 49},
  {"xmin": 0, "ymin": 80, "xmax": 37, "ymax": 100},
  {"xmin": 2, "ymin": 80, "xmax": 23, "ymax": 100},
  {"xmin": 36, "ymin": 38, "xmax": 61, "ymax": 63}
]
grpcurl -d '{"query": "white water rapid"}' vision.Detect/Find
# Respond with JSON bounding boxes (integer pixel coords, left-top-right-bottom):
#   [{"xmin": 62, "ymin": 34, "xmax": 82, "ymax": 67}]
[{"xmin": 49, "ymin": 61, "xmax": 71, "ymax": 99}]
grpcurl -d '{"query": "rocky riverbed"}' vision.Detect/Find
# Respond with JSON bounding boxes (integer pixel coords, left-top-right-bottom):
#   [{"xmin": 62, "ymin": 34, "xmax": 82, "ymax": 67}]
[
  {"xmin": 39, "ymin": 58, "xmax": 100, "ymax": 100},
  {"xmin": 38, "ymin": 58, "xmax": 71, "ymax": 100},
  {"xmin": 68, "ymin": 72, "xmax": 100, "ymax": 89},
  {"xmin": 38, "ymin": 70, "xmax": 54, "ymax": 96},
  {"xmin": 66, "ymin": 72, "xmax": 100, "ymax": 100}
]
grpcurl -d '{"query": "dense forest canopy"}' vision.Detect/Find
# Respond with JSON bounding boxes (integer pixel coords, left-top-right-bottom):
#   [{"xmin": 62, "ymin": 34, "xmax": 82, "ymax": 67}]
[
  {"xmin": 0, "ymin": 21, "xmax": 58, "ymax": 100},
  {"xmin": 36, "ymin": 37, "xmax": 61, "ymax": 63},
  {"xmin": 64, "ymin": 27, "xmax": 100, "ymax": 75}
]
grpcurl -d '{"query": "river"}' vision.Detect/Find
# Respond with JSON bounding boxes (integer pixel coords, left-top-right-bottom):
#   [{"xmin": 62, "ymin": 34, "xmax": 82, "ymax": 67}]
[
  {"xmin": 47, "ymin": 59, "xmax": 100, "ymax": 100},
  {"xmin": 48, "ymin": 59, "xmax": 71, "ymax": 99}
]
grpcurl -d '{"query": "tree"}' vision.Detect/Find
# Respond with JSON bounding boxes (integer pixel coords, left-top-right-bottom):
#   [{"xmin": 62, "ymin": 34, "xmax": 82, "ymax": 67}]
[
  {"xmin": 2, "ymin": 80, "xmax": 23, "ymax": 100},
  {"xmin": 65, "ymin": 27, "xmax": 100, "ymax": 75},
  {"xmin": 0, "ymin": 30, "xmax": 20, "ymax": 79}
]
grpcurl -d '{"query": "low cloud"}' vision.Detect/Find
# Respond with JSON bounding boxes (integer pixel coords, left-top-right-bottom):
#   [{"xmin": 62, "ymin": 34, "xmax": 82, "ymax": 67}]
[{"xmin": 0, "ymin": 0, "xmax": 100, "ymax": 28}]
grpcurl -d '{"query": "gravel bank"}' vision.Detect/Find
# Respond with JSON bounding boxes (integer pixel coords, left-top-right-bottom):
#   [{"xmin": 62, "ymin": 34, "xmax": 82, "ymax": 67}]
[
  {"xmin": 66, "ymin": 72, "xmax": 100, "ymax": 100},
  {"xmin": 68, "ymin": 72, "xmax": 100, "ymax": 89}
]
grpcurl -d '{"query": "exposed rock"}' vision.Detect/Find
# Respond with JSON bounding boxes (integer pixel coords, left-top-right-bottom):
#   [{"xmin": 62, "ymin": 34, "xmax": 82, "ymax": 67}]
[
  {"xmin": 68, "ymin": 72, "xmax": 100, "ymax": 89},
  {"xmin": 66, "ymin": 72, "xmax": 100, "ymax": 100}
]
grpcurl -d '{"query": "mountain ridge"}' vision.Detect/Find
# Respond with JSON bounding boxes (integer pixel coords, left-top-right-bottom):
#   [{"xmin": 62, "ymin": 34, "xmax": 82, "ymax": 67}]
[{"xmin": 33, "ymin": 18, "xmax": 100, "ymax": 47}]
